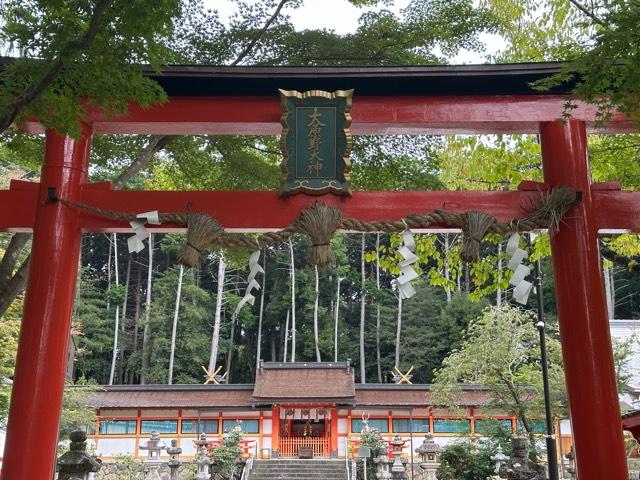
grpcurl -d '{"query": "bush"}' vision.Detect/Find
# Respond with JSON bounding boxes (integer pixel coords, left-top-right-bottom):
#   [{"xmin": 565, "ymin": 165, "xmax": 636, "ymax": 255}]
[
  {"xmin": 209, "ymin": 423, "xmax": 243, "ymax": 480},
  {"xmin": 111, "ymin": 454, "xmax": 145, "ymax": 480},
  {"xmin": 436, "ymin": 440, "xmax": 496, "ymax": 480}
]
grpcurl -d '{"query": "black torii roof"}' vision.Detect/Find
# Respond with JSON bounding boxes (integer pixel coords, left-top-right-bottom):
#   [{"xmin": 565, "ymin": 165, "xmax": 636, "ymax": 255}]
[
  {"xmin": 0, "ymin": 57, "xmax": 573, "ymax": 97},
  {"xmin": 147, "ymin": 62, "xmax": 571, "ymax": 97}
]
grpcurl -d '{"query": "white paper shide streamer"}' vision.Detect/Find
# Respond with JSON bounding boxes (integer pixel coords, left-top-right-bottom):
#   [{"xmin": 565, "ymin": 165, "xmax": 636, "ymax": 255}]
[
  {"xmin": 393, "ymin": 227, "xmax": 419, "ymax": 299},
  {"xmin": 127, "ymin": 211, "xmax": 161, "ymax": 253},
  {"xmin": 234, "ymin": 250, "xmax": 264, "ymax": 316},
  {"xmin": 506, "ymin": 233, "xmax": 533, "ymax": 304}
]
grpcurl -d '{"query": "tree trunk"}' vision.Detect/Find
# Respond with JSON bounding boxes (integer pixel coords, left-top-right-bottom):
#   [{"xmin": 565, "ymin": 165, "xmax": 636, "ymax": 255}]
[
  {"xmin": 118, "ymin": 256, "xmax": 131, "ymax": 383},
  {"xmin": 140, "ymin": 233, "xmax": 154, "ymax": 385},
  {"xmin": 208, "ymin": 254, "xmax": 226, "ymax": 372},
  {"xmin": 444, "ymin": 234, "xmax": 452, "ymax": 303},
  {"xmin": 375, "ymin": 234, "xmax": 382, "ymax": 382},
  {"xmin": 0, "ymin": 253, "xmax": 29, "ymax": 317},
  {"xmin": 168, "ymin": 264, "xmax": 184, "ymax": 384},
  {"xmin": 255, "ymin": 252, "xmax": 266, "ymax": 372},
  {"xmin": 121, "ymin": 256, "xmax": 131, "ymax": 333},
  {"xmin": 334, "ymin": 276, "xmax": 343, "ymax": 363},
  {"xmin": 359, "ymin": 234, "xmax": 366, "ymax": 384},
  {"xmin": 112, "ymin": 136, "xmax": 172, "ymax": 189},
  {"xmin": 67, "ymin": 251, "xmax": 83, "ymax": 381},
  {"xmin": 604, "ymin": 264, "xmax": 614, "ymax": 319},
  {"xmin": 0, "ymin": 233, "xmax": 31, "ymax": 318},
  {"xmin": 108, "ymin": 233, "xmax": 120, "ymax": 385},
  {"xmin": 225, "ymin": 313, "xmax": 238, "ymax": 382},
  {"xmin": 395, "ymin": 292, "xmax": 403, "ymax": 368},
  {"xmin": 288, "ymin": 239, "xmax": 296, "ymax": 362},
  {"xmin": 0, "ymin": 232, "xmax": 30, "ymax": 286},
  {"xmin": 610, "ymin": 266, "xmax": 616, "ymax": 318},
  {"xmin": 313, "ymin": 265, "xmax": 321, "ymax": 362},
  {"xmin": 129, "ymin": 265, "xmax": 142, "ymax": 384},
  {"xmin": 270, "ymin": 334, "xmax": 277, "ymax": 362},
  {"xmin": 464, "ymin": 264, "xmax": 470, "ymax": 294},
  {"xmin": 283, "ymin": 309, "xmax": 290, "ymax": 362},
  {"xmin": 106, "ymin": 234, "xmax": 113, "ymax": 311}
]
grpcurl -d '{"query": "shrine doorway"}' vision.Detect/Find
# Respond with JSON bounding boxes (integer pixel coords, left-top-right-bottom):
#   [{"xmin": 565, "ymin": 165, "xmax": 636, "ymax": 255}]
[{"xmin": 278, "ymin": 409, "xmax": 333, "ymax": 457}]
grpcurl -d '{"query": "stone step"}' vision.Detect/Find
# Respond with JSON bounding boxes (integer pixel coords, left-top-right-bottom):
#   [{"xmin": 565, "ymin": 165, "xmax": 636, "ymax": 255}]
[
  {"xmin": 249, "ymin": 472, "xmax": 347, "ymax": 480},
  {"xmin": 250, "ymin": 459, "xmax": 347, "ymax": 480},
  {"xmin": 252, "ymin": 468, "xmax": 345, "ymax": 475}
]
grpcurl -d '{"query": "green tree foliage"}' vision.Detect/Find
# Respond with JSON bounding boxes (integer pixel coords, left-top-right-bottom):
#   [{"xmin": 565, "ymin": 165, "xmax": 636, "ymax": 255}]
[
  {"xmin": 533, "ymin": 1, "xmax": 640, "ymax": 123},
  {"xmin": 60, "ymin": 381, "xmax": 100, "ymax": 438},
  {"xmin": 0, "ymin": 297, "xmax": 20, "ymax": 424},
  {"xmin": 210, "ymin": 424, "xmax": 243, "ymax": 480},
  {"xmin": 432, "ymin": 305, "xmax": 566, "ymax": 439},
  {"xmin": 0, "ymin": 0, "xmax": 182, "ymax": 136}
]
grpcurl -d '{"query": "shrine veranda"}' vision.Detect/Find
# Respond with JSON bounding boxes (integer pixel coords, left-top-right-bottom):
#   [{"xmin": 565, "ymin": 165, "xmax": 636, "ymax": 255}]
[{"xmin": 0, "ymin": 61, "xmax": 638, "ymax": 480}]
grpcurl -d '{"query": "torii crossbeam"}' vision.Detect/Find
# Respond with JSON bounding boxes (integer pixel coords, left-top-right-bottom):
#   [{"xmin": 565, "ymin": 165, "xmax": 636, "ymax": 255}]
[{"xmin": 0, "ymin": 63, "xmax": 636, "ymax": 480}]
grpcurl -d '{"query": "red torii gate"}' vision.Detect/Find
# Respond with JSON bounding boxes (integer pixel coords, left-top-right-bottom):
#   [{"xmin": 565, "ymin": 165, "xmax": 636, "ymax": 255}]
[{"xmin": 0, "ymin": 63, "xmax": 637, "ymax": 479}]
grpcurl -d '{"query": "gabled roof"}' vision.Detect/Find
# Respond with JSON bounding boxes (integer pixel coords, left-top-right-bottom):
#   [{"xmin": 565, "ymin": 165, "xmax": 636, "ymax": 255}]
[{"xmin": 252, "ymin": 362, "xmax": 356, "ymax": 405}]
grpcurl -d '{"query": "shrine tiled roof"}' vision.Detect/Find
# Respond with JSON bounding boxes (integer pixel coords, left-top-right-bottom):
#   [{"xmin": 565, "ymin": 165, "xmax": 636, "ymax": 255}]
[
  {"xmin": 251, "ymin": 362, "xmax": 356, "ymax": 405},
  {"xmin": 83, "ymin": 381, "xmax": 494, "ymax": 410},
  {"xmin": 355, "ymin": 384, "xmax": 493, "ymax": 407},
  {"xmin": 86, "ymin": 384, "xmax": 255, "ymax": 409}
]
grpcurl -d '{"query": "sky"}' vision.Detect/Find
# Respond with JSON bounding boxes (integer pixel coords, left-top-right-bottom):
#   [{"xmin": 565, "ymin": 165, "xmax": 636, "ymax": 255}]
[{"xmin": 210, "ymin": 0, "xmax": 505, "ymax": 64}]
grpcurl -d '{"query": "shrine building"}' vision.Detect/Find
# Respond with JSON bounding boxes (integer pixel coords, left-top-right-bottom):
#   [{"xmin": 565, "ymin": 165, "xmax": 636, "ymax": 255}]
[{"xmin": 86, "ymin": 362, "xmax": 566, "ymax": 460}]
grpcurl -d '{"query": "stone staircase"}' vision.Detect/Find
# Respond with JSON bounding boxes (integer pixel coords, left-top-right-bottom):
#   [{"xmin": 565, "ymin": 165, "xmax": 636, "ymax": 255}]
[{"xmin": 249, "ymin": 459, "xmax": 347, "ymax": 480}]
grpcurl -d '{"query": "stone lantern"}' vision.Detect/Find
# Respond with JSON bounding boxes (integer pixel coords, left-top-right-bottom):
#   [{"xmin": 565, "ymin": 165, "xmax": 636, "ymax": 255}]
[
  {"xmin": 139, "ymin": 431, "xmax": 167, "ymax": 462},
  {"xmin": 57, "ymin": 429, "xmax": 102, "ymax": 480},
  {"xmin": 389, "ymin": 435, "xmax": 406, "ymax": 474},
  {"xmin": 167, "ymin": 439, "xmax": 183, "ymax": 480},
  {"xmin": 490, "ymin": 445, "xmax": 509, "ymax": 475},
  {"xmin": 373, "ymin": 445, "xmax": 392, "ymax": 480},
  {"xmin": 195, "ymin": 433, "xmax": 213, "ymax": 480},
  {"xmin": 139, "ymin": 431, "xmax": 167, "ymax": 480},
  {"xmin": 415, "ymin": 433, "xmax": 441, "ymax": 480}
]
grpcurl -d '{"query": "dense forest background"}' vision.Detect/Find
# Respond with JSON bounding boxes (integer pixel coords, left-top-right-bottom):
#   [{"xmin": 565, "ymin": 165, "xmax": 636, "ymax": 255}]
[{"xmin": 1, "ymin": 0, "xmax": 640, "ymax": 402}]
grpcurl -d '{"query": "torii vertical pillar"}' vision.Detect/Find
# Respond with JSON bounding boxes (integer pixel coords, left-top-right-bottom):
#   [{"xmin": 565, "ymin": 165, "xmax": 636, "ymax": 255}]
[
  {"xmin": 0, "ymin": 127, "xmax": 92, "ymax": 480},
  {"xmin": 540, "ymin": 120, "xmax": 627, "ymax": 480}
]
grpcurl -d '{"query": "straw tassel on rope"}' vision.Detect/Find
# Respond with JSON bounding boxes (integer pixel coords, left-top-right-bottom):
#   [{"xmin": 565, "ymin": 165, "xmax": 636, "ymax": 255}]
[
  {"xmin": 461, "ymin": 211, "xmax": 498, "ymax": 262},
  {"xmin": 179, "ymin": 213, "xmax": 224, "ymax": 267},
  {"xmin": 291, "ymin": 203, "xmax": 343, "ymax": 268}
]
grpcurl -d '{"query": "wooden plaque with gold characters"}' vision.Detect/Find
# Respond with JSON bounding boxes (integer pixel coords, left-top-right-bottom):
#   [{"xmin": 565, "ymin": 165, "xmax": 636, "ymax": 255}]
[{"xmin": 279, "ymin": 89, "xmax": 353, "ymax": 196}]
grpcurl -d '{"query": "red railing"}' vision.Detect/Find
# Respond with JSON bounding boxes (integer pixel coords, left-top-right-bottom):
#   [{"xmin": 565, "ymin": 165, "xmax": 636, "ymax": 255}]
[{"xmin": 279, "ymin": 436, "xmax": 329, "ymax": 457}]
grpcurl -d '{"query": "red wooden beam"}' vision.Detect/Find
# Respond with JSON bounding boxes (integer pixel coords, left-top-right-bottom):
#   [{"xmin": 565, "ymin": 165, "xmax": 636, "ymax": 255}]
[
  {"xmin": 0, "ymin": 182, "xmax": 560, "ymax": 232},
  {"xmin": 592, "ymin": 190, "xmax": 640, "ymax": 232},
  {"xmin": 20, "ymin": 95, "xmax": 634, "ymax": 136},
  {"xmin": 4, "ymin": 180, "xmax": 640, "ymax": 233}
]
